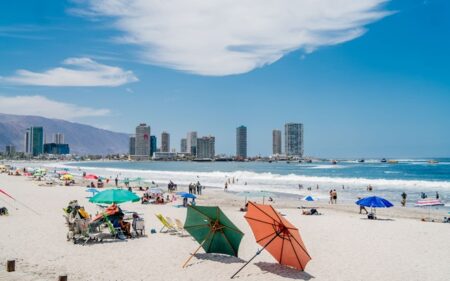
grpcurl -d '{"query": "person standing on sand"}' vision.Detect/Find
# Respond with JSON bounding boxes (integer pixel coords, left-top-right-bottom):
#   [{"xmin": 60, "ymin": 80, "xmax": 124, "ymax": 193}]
[
  {"xmin": 224, "ymin": 182, "xmax": 228, "ymax": 191},
  {"xmin": 115, "ymin": 176, "xmax": 118, "ymax": 187},
  {"xmin": 329, "ymin": 190, "xmax": 333, "ymax": 204},
  {"xmin": 332, "ymin": 189, "xmax": 337, "ymax": 204},
  {"xmin": 401, "ymin": 192, "xmax": 407, "ymax": 207},
  {"xmin": 436, "ymin": 191, "xmax": 440, "ymax": 199}
]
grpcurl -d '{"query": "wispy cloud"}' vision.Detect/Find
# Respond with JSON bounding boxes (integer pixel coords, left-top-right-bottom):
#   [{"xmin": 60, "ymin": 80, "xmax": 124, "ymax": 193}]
[
  {"xmin": 0, "ymin": 95, "xmax": 110, "ymax": 120},
  {"xmin": 1, "ymin": 57, "xmax": 138, "ymax": 87},
  {"xmin": 75, "ymin": 0, "xmax": 391, "ymax": 76}
]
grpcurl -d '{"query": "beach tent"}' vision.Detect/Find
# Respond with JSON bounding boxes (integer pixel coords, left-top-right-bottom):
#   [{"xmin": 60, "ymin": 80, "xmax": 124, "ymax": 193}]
[
  {"xmin": 231, "ymin": 201, "xmax": 311, "ymax": 278},
  {"xmin": 89, "ymin": 189, "xmax": 140, "ymax": 204},
  {"xmin": 182, "ymin": 205, "xmax": 243, "ymax": 268},
  {"xmin": 302, "ymin": 195, "xmax": 317, "ymax": 202}
]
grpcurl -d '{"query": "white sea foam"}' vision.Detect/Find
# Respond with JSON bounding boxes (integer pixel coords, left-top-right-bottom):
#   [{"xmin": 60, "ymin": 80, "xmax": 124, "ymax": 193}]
[{"xmin": 45, "ymin": 162, "xmax": 450, "ymax": 197}]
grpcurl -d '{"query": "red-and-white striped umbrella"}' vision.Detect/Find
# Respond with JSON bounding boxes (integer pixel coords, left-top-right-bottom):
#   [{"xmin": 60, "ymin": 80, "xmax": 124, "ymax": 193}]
[{"xmin": 415, "ymin": 199, "xmax": 444, "ymax": 221}]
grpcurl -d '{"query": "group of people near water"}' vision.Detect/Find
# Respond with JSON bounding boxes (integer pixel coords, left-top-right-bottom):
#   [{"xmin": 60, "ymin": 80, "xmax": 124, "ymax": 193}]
[
  {"xmin": 329, "ymin": 190, "xmax": 338, "ymax": 204},
  {"xmin": 188, "ymin": 181, "xmax": 203, "ymax": 195}
]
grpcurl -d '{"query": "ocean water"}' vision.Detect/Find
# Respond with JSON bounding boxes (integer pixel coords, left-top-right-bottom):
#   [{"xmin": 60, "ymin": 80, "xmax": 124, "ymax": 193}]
[{"xmin": 60, "ymin": 158, "xmax": 450, "ymax": 207}]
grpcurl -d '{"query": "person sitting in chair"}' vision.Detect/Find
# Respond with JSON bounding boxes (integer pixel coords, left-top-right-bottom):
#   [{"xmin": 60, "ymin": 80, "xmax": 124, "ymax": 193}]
[{"xmin": 118, "ymin": 215, "xmax": 132, "ymax": 238}]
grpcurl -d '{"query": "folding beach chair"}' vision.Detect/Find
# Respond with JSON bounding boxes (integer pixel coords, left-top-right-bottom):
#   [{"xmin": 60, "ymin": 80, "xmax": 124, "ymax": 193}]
[
  {"xmin": 155, "ymin": 213, "xmax": 177, "ymax": 233},
  {"xmin": 174, "ymin": 218, "xmax": 185, "ymax": 234},
  {"xmin": 132, "ymin": 217, "xmax": 146, "ymax": 236}
]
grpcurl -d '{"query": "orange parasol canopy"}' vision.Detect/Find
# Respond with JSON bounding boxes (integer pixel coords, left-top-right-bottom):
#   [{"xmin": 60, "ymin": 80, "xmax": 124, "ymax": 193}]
[{"xmin": 232, "ymin": 201, "xmax": 311, "ymax": 278}]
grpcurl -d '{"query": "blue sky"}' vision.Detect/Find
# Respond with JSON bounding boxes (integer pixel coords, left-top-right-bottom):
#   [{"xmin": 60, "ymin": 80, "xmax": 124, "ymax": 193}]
[{"xmin": 0, "ymin": 0, "xmax": 449, "ymax": 158}]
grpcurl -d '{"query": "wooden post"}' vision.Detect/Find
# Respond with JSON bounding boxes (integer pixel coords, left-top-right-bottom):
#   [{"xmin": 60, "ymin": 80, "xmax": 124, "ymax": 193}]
[
  {"xmin": 6, "ymin": 260, "xmax": 15, "ymax": 272},
  {"xmin": 58, "ymin": 275, "xmax": 68, "ymax": 281}
]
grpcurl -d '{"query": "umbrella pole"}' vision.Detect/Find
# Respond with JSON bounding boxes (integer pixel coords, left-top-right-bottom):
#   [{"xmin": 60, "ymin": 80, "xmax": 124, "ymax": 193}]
[
  {"xmin": 231, "ymin": 232, "xmax": 279, "ymax": 279},
  {"xmin": 182, "ymin": 231, "xmax": 212, "ymax": 268}
]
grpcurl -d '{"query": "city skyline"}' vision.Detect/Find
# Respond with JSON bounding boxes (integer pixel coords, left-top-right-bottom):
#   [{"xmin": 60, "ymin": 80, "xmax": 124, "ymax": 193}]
[{"xmin": 0, "ymin": 1, "xmax": 449, "ymax": 158}]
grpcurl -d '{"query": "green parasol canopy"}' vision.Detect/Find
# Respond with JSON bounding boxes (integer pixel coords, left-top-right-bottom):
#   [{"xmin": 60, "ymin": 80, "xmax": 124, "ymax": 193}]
[
  {"xmin": 182, "ymin": 205, "xmax": 244, "ymax": 267},
  {"xmin": 89, "ymin": 189, "xmax": 140, "ymax": 204}
]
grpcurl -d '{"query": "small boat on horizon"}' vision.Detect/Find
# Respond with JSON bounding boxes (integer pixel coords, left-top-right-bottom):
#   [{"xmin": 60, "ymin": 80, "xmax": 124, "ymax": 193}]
[
  {"xmin": 358, "ymin": 159, "xmax": 365, "ymax": 163},
  {"xmin": 331, "ymin": 160, "xmax": 337, "ymax": 165},
  {"xmin": 381, "ymin": 158, "xmax": 387, "ymax": 163}
]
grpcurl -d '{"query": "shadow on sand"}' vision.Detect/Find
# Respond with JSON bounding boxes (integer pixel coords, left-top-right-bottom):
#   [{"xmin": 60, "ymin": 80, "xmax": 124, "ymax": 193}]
[
  {"xmin": 253, "ymin": 262, "xmax": 315, "ymax": 280},
  {"xmin": 187, "ymin": 253, "xmax": 246, "ymax": 267}
]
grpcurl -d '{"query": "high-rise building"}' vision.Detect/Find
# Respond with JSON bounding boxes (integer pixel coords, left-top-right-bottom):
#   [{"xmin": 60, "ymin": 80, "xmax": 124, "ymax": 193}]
[
  {"xmin": 196, "ymin": 136, "xmax": 215, "ymax": 159},
  {"xmin": 285, "ymin": 123, "xmax": 304, "ymax": 157},
  {"xmin": 150, "ymin": 135, "xmax": 157, "ymax": 157},
  {"xmin": 161, "ymin": 131, "xmax": 170, "ymax": 152},
  {"xmin": 53, "ymin": 133, "xmax": 64, "ymax": 144},
  {"xmin": 186, "ymin": 131, "xmax": 197, "ymax": 155},
  {"xmin": 5, "ymin": 145, "xmax": 16, "ymax": 157},
  {"xmin": 129, "ymin": 136, "xmax": 136, "ymax": 156},
  {"xmin": 134, "ymin": 123, "xmax": 151, "ymax": 159},
  {"xmin": 236, "ymin": 126, "xmax": 247, "ymax": 159},
  {"xmin": 272, "ymin": 129, "xmax": 282, "ymax": 155},
  {"xmin": 24, "ymin": 127, "xmax": 44, "ymax": 156},
  {"xmin": 180, "ymin": 138, "xmax": 187, "ymax": 153}
]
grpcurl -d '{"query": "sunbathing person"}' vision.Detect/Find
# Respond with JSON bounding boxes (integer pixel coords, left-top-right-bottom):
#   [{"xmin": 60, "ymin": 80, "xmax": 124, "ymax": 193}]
[{"xmin": 302, "ymin": 208, "xmax": 320, "ymax": 215}]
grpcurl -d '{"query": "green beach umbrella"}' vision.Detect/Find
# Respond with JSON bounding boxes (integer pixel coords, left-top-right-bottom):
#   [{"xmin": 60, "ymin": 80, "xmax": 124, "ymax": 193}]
[
  {"xmin": 89, "ymin": 189, "xmax": 140, "ymax": 204},
  {"xmin": 182, "ymin": 205, "xmax": 244, "ymax": 268}
]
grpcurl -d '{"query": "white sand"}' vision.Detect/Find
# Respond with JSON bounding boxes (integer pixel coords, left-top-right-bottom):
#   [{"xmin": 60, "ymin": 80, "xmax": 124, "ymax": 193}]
[{"xmin": 0, "ymin": 173, "xmax": 449, "ymax": 281}]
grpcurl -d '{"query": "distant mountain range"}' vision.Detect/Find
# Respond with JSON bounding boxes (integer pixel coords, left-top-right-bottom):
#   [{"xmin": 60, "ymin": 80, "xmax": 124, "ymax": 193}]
[{"xmin": 0, "ymin": 113, "xmax": 129, "ymax": 155}]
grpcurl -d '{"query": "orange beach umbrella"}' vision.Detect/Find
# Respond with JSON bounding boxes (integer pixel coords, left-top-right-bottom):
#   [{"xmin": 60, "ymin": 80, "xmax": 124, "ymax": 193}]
[{"xmin": 231, "ymin": 201, "xmax": 311, "ymax": 278}]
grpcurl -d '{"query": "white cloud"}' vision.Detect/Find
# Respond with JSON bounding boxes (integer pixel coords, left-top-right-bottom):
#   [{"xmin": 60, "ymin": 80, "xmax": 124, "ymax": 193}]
[
  {"xmin": 1, "ymin": 57, "xmax": 138, "ymax": 86},
  {"xmin": 77, "ymin": 0, "xmax": 391, "ymax": 76},
  {"xmin": 0, "ymin": 95, "xmax": 110, "ymax": 120}
]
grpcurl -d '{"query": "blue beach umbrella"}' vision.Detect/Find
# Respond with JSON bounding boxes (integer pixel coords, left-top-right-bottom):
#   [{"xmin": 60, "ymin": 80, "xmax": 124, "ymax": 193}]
[
  {"xmin": 180, "ymin": 193, "xmax": 197, "ymax": 199},
  {"xmin": 356, "ymin": 196, "xmax": 393, "ymax": 218},
  {"xmin": 176, "ymin": 191, "xmax": 188, "ymax": 196},
  {"xmin": 356, "ymin": 196, "xmax": 394, "ymax": 208},
  {"xmin": 86, "ymin": 188, "xmax": 100, "ymax": 196}
]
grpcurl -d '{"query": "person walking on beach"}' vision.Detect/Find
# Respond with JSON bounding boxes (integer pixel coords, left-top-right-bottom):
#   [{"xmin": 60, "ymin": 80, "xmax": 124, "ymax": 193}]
[
  {"xmin": 332, "ymin": 189, "xmax": 337, "ymax": 204},
  {"xmin": 196, "ymin": 181, "xmax": 202, "ymax": 195},
  {"xmin": 329, "ymin": 190, "xmax": 333, "ymax": 204},
  {"xmin": 358, "ymin": 197, "xmax": 368, "ymax": 214},
  {"xmin": 401, "ymin": 192, "xmax": 407, "ymax": 207},
  {"xmin": 224, "ymin": 182, "xmax": 228, "ymax": 192}
]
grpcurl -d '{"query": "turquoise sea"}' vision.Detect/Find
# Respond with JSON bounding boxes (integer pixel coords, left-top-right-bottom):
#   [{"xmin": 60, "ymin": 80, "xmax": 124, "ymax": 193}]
[{"xmin": 63, "ymin": 158, "xmax": 450, "ymax": 207}]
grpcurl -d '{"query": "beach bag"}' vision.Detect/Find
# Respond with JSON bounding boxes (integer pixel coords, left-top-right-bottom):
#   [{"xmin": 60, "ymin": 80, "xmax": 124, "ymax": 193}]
[
  {"xmin": 78, "ymin": 207, "xmax": 90, "ymax": 219},
  {"xmin": 0, "ymin": 207, "xmax": 8, "ymax": 216}
]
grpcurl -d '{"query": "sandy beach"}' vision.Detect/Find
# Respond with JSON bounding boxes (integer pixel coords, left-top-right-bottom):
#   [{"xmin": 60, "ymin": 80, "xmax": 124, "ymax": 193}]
[{"xmin": 0, "ymin": 171, "xmax": 449, "ymax": 281}]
